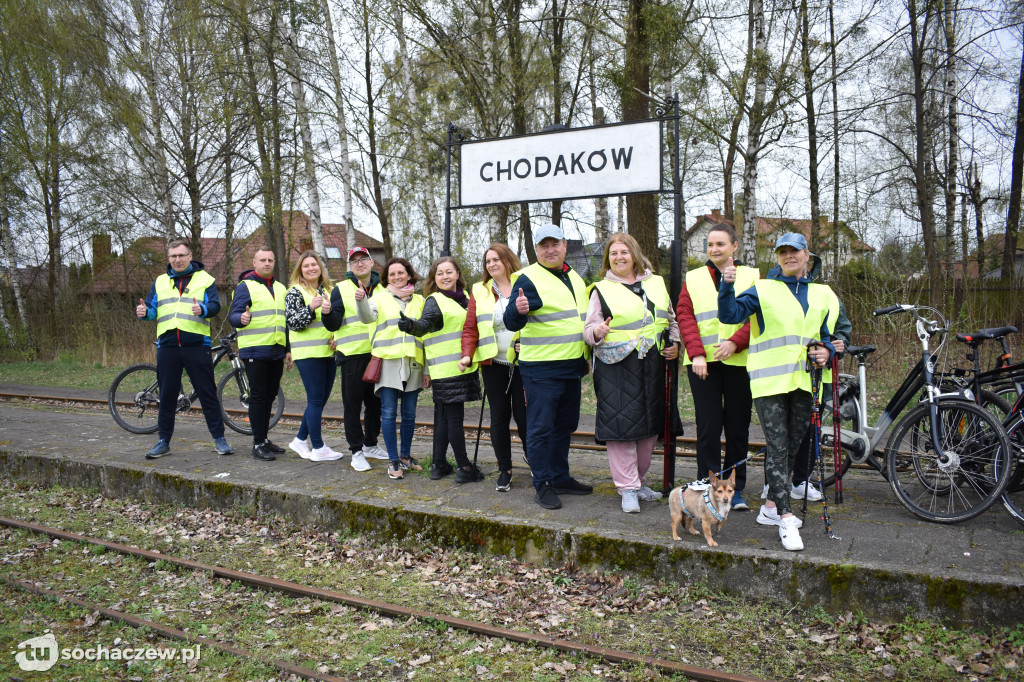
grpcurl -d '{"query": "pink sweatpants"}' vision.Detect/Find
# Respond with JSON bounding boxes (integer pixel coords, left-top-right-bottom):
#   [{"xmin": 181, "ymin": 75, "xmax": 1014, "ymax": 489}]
[{"xmin": 607, "ymin": 435, "xmax": 658, "ymax": 491}]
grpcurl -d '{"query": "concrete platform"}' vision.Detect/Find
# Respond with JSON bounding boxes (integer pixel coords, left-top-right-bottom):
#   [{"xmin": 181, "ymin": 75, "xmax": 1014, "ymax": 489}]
[{"xmin": 1, "ymin": 383, "xmax": 1021, "ymax": 630}]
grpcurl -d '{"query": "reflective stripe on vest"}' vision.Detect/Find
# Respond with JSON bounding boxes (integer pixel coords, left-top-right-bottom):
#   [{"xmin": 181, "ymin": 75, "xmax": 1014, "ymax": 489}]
[
  {"xmin": 512, "ymin": 263, "xmax": 588, "ymax": 362},
  {"xmin": 289, "ymin": 286, "xmax": 333, "ymax": 360},
  {"xmin": 154, "ymin": 270, "xmax": 215, "ymax": 338},
  {"xmin": 423, "ymin": 293, "xmax": 473, "ymax": 380},
  {"xmin": 332, "ymin": 280, "xmax": 374, "ymax": 355},
  {"xmin": 470, "ymin": 281, "xmax": 498, "ymax": 363},
  {"xmin": 236, "ymin": 279, "xmax": 287, "ymax": 349},
  {"xmin": 370, "ymin": 291, "xmax": 424, "ymax": 362},
  {"xmin": 746, "ymin": 280, "xmax": 839, "ymax": 399},
  {"xmin": 591, "ymin": 276, "xmax": 671, "ymax": 347},
  {"xmin": 683, "ymin": 265, "xmax": 758, "ymax": 367}
]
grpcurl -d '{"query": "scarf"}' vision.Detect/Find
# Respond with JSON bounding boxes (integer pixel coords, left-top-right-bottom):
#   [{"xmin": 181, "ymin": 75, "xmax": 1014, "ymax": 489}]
[
  {"xmin": 387, "ymin": 282, "xmax": 415, "ymax": 301},
  {"xmin": 438, "ymin": 284, "xmax": 469, "ymax": 309}
]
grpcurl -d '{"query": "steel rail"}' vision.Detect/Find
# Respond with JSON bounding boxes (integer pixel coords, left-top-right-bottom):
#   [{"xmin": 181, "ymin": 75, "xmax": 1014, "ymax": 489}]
[{"xmin": 1, "ymin": 515, "xmax": 765, "ymax": 682}]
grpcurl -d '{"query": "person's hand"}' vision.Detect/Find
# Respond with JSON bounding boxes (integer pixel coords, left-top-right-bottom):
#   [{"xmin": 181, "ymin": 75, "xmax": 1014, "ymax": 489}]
[
  {"xmin": 457, "ymin": 355, "xmax": 471, "ymax": 373},
  {"xmin": 712, "ymin": 340, "xmax": 737, "ymax": 362},
  {"xmin": 809, "ymin": 345, "xmax": 829, "ymax": 367},
  {"xmin": 192, "ymin": 298, "xmax": 202, "ymax": 316},
  {"xmin": 593, "ymin": 317, "xmax": 612, "ymax": 341},
  {"xmin": 662, "ymin": 342, "xmax": 679, "ymax": 360},
  {"xmin": 514, "ymin": 341, "xmax": 521, "ymax": 355},
  {"xmin": 692, "ymin": 355, "xmax": 708, "ymax": 379},
  {"xmin": 515, "ymin": 287, "xmax": 529, "ymax": 314},
  {"xmin": 136, "ymin": 298, "xmax": 147, "ymax": 319},
  {"xmin": 354, "ymin": 286, "xmax": 366, "ymax": 301},
  {"xmin": 321, "ymin": 296, "xmax": 331, "ymax": 314},
  {"xmin": 423, "ymin": 375, "xmax": 431, "ymax": 390},
  {"xmin": 833, "ymin": 339, "xmax": 846, "ymax": 354},
  {"xmin": 240, "ymin": 305, "xmax": 251, "ymax": 326},
  {"xmin": 397, "ymin": 311, "xmax": 412, "ymax": 332},
  {"xmin": 328, "ymin": 338, "xmax": 337, "ymax": 352},
  {"xmin": 722, "ymin": 256, "xmax": 736, "ymax": 283},
  {"xmin": 310, "ymin": 293, "xmax": 323, "ymax": 310},
  {"xmin": 285, "ymin": 352, "xmax": 293, "ymax": 371}
]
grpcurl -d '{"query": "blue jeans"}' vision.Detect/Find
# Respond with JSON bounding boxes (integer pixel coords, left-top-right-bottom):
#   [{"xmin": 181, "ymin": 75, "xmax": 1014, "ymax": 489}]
[
  {"xmin": 379, "ymin": 387, "xmax": 419, "ymax": 464},
  {"xmin": 522, "ymin": 376, "xmax": 581, "ymax": 489},
  {"xmin": 295, "ymin": 357, "xmax": 337, "ymax": 448}
]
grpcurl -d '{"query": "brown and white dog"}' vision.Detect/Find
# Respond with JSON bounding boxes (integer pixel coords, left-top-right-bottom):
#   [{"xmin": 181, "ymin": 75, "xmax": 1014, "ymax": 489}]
[{"xmin": 669, "ymin": 470, "xmax": 736, "ymax": 547}]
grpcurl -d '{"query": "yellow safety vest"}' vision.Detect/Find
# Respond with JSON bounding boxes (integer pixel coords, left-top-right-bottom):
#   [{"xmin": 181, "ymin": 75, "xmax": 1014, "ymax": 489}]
[
  {"xmin": 512, "ymin": 263, "xmax": 588, "ymax": 362},
  {"xmin": 746, "ymin": 280, "xmax": 839, "ymax": 399},
  {"xmin": 469, "ymin": 281, "xmax": 498, "ymax": 363},
  {"xmin": 332, "ymin": 280, "xmax": 374, "ymax": 355},
  {"xmin": 289, "ymin": 286, "xmax": 333, "ymax": 361},
  {"xmin": 591, "ymin": 276, "xmax": 670, "ymax": 347},
  {"xmin": 370, "ymin": 290, "xmax": 425, "ymax": 363},
  {"xmin": 683, "ymin": 264, "xmax": 759, "ymax": 367},
  {"xmin": 154, "ymin": 270, "xmax": 215, "ymax": 338},
  {"xmin": 423, "ymin": 293, "xmax": 474, "ymax": 380},
  {"xmin": 236, "ymin": 279, "xmax": 287, "ymax": 350}
]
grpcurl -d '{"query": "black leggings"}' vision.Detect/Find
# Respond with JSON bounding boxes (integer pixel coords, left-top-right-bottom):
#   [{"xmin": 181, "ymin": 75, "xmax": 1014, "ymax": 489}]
[
  {"xmin": 433, "ymin": 401, "xmax": 469, "ymax": 468},
  {"xmin": 481, "ymin": 362, "xmax": 527, "ymax": 472}
]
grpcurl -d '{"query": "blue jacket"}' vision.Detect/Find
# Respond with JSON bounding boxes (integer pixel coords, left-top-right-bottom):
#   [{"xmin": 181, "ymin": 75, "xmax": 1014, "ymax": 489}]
[
  {"xmin": 229, "ymin": 269, "xmax": 290, "ymax": 361},
  {"xmin": 139, "ymin": 261, "xmax": 220, "ymax": 349}
]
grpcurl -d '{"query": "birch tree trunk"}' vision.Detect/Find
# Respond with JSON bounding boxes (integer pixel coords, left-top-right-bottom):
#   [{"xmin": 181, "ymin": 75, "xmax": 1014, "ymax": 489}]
[
  {"xmin": 800, "ymin": 0, "xmax": 821, "ymax": 256},
  {"xmin": 942, "ymin": 0, "xmax": 958, "ymax": 284},
  {"xmin": 321, "ymin": 0, "xmax": 356, "ymax": 251},
  {"xmin": 0, "ymin": 168, "xmax": 30, "ymax": 340}
]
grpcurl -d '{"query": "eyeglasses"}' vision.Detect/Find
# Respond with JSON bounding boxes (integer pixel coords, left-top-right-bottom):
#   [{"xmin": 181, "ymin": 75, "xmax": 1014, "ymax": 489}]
[
  {"xmin": 350, "ymin": 257, "xmax": 371, "ymax": 265},
  {"xmin": 169, "ymin": 254, "xmax": 191, "ymax": 260}
]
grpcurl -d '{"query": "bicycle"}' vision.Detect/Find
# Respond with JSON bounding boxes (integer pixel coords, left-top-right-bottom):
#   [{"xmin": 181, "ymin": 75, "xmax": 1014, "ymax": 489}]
[
  {"xmin": 813, "ymin": 304, "xmax": 1012, "ymax": 523},
  {"xmin": 108, "ymin": 331, "xmax": 285, "ymax": 436}
]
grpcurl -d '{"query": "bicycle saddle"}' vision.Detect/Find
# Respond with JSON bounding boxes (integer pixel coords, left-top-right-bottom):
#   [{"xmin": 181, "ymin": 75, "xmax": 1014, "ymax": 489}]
[
  {"xmin": 844, "ymin": 344, "xmax": 875, "ymax": 357},
  {"xmin": 955, "ymin": 326, "xmax": 1018, "ymax": 344}
]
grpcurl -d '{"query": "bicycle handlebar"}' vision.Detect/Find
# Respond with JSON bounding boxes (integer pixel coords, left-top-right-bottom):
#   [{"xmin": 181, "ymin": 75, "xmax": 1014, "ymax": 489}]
[{"xmin": 873, "ymin": 304, "xmax": 907, "ymax": 316}]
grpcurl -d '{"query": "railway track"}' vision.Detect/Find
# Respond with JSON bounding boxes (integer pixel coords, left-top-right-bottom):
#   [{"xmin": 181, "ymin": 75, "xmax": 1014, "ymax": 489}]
[{"xmin": 1, "ymin": 515, "xmax": 765, "ymax": 682}]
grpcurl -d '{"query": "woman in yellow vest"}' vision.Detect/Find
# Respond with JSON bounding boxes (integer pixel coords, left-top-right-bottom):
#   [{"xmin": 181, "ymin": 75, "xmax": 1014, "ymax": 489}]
[
  {"xmin": 399, "ymin": 257, "xmax": 484, "ymax": 484},
  {"xmin": 355, "ymin": 257, "xmax": 425, "ymax": 480},
  {"xmin": 718, "ymin": 232, "xmax": 838, "ymax": 552},
  {"xmin": 584, "ymin": 233, "xmax": 680, "ymax": 514},
  {"xmin": 284, "ymin": 251, "xmax": 343, "ymax": 463},
  {"xmin": 676, "ymin": 222, "xmax": 757, "ymax": 510},
  {"xmin": 458, "ymin": 244, "xmax": 527, "ymax": 493}
]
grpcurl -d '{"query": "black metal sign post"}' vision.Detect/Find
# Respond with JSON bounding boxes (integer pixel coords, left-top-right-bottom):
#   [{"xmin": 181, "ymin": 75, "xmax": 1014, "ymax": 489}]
[{"xmin": 442, "ymin": 123, "xmax": 465, "ymax": 258}]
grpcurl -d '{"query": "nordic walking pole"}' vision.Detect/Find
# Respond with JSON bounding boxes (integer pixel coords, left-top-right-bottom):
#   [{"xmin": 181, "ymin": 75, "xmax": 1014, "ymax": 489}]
[{"xmin": 832, "ymin": 352, "xmax": 843, "ymax": 504}]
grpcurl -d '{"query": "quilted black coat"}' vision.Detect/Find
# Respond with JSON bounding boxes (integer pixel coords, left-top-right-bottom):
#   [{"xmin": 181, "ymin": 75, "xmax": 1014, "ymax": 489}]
[{"xmin": 594, "ymin": 347, "xmax": 665, "ymax": 442}]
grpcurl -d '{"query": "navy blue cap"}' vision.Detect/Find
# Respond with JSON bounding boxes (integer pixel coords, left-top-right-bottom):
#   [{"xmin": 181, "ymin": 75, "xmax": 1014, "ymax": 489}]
[{"xmin": 774, "ymin": 232, "xmax": 808, "ymax": 252}]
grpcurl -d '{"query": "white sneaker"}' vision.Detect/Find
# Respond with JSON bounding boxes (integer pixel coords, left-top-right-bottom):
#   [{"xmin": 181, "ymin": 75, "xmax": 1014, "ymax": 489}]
[
  {"xmin": 791, "ymin": 482, "xmax": 823, "ymax": 501},
  {"xmin": 288, "ymin": 437, "xmax": 312, "ymax": 459},
  {"xmin": 620, "ymin": 489, "xmax": 640, "ymax": 513},
  {"xmin": 361, "ymin": 444, "xmax": 389, "ymax": 460},
  {"xmin": 756, "ymin": 506, "xmax": 803, "ymax": 528},
  {"xmin": 637, "ymin": 485, "xmax": 663, "ymax": 502},
  {"xmin": 779, "ymin": 516, "xmax": 804, "ymax": 551},
  {"xmin": 761, "ymin": 483, "xmax": 769, "ymax": 499},
  {"xmin": 309, "ymin": 446, "xmax": 344, "ymax": 462},
  {"xmin": 350, "ymin": 450, "xmax": 372, "ymax": 471}
]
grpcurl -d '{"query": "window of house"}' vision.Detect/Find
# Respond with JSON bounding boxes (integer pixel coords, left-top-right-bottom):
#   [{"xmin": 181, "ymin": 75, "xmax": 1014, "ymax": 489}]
[{"xmin": 325, "ymin": 247, "xmax": 342, "ymax": 260}]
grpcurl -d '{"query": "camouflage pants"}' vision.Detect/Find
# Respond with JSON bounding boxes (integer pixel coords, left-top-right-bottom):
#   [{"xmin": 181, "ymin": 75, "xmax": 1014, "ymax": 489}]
[{"xmin": 754, "ymin": 390, "xmax": 811, "ymax": 516}]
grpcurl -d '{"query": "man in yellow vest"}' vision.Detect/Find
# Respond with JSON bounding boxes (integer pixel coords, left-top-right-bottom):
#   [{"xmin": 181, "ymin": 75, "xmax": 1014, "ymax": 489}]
[
  {"xmin": 229, "ymin": 246, "xmax": 291, "ymax": 461},
  {"xmin": 324, "ymin": 246, "xmax": 384, "ymax": 468},
  {"xmin": 135, "ymin": 238, "xmax": 231, "ymax": 459},
  {"xmin": 503, "ymin": 224, "xmax": 593, "ymax": 510}
]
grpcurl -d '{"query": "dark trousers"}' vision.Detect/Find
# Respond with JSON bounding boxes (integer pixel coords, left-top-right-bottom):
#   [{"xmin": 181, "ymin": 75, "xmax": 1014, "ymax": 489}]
[
  {"xmin": 793, "ymin": 382, "xmax": 833, "ymax": 485},
  {"xmin": 754, "ymin": 390, "xmax": 812, "ymax": 516},
  {"xmin": 687, "ymin": 362, "xmax": 752, "ymax": 491},
  {"xmin": 481, "ymin": 362, "xmax": 528, "ymax": 472},
  {"xmin": 156, "ymin": 345, "xmax": 223, "ymax": 442},
  {"xmin": 243, "ymin": 358, "xmax": 283, "ymax": 445},
  {"xmin": 522, "ymin": 376, "xmax": 581, "ymax": 490},
  {"xmin": 433, "ymin": 401, "xmax": 469, "ymax": 468},
  {"xmin": 338, "ymin": 353, "xmax": 381, "ymax": 453},
  {"xmin": 295, "ymin": 357, "xmax": 337, "ymax": 448}
]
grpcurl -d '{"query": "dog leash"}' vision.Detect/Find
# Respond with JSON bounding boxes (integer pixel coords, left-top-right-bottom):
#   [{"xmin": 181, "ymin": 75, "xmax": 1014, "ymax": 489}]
[
  {"xmin": 808, "ymin": 344, "xmax": 840, "ymax": 541},
  {"xmin": 677, "ymin": 487, "xmax": 726, "ymax": 522}
]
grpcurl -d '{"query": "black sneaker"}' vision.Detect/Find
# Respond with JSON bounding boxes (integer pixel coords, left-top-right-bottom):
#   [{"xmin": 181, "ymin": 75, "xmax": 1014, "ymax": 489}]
[
  {"xmin": 252, "ymin": 443, "xmax": 276, "ymax": 461},
  {"xmin": 455, "ymin": 464, "xmax": 484, "ymax": 484},
  {"xmin": 495, "ymin": 470, "xmax": 512, "ymax": 492},
  {"xmin": 552, "ymin": 477, "xmax": 593, "ymax": 495},
  {"xmin": 263, "ymin": 439, "xmax": 285, "ymax": 454},
  {"xmin": 430, "ymin": 461, "xmax": 454, "ymax": 480},
  {"xmin": 535, "ymin": 482, "xmax": 562, "ymax": 509}
]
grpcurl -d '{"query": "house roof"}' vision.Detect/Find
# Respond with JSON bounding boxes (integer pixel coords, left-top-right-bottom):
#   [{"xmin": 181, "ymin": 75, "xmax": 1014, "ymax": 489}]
[{"xmin": 689, "ymin": 212, "xmax": 875, "ymax": 253}]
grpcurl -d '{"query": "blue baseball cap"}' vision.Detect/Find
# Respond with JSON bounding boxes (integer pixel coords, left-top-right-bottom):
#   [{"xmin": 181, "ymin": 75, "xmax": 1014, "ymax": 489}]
[
  {"xmin": 774, "ymin": 232, "xmax": 808, "ymax": 252},
  {"xmin": 533, "ymin": 223, "xmax": 565, "ymax": 245}
]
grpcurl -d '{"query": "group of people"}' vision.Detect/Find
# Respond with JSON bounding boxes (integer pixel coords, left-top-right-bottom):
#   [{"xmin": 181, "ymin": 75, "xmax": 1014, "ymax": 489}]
[{"xmin": 137, "ymin": 221, "xmax": 846, "ymax": 552}]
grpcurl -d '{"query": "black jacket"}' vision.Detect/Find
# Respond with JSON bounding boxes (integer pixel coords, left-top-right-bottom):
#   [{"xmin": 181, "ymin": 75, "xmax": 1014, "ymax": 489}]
[{"xmin": 401, "ymin": 296, "xmax": 481, "ymax": 404}]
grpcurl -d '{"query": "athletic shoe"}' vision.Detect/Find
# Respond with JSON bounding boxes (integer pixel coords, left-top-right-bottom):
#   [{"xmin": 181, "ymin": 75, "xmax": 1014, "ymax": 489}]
[
  {"xmin": 214, "ymin": 437, "xmax": 233, "ymax": 456},
  {"xmin": 779, "ymin": 516, "xmax": 804, "ymax": 551},
  {"xmin": 263, "ymin": 439, "xmax": 285, "ymax": 454},
  {"xmin": 552, "ymin": 477, "xmax": 593, "ymax": 495},
  {"xmin": 288, "ymin": 437, "xmax": 312, "ymax": 459},
  {"xmin": 791, "ymin": 481, "xmax": 823, "ymax": 501},
  {"xmin": 495, "ymin": 470, "xmax": 512, "ymax": 492},
  {"xmin": 252, "ymin": 442, "xmax": 276, "ymax": 461},
  {"xmin": 455, "ymin": 464, "xmax": 484, "ymax": 484},
  {"xmin": 621, "ymin": 489, "xmax": 640, "ymax": 513},
  {"xmin": 637, "ymin": 485, "xmax": 663, "ymax": 502},
  {"xmin": 761, "ymin": 483, "xmax": 770, "ymax": 499},
  {"xmin": 535, "ymin": 482, "xmax": 562, "ymax": 509},
  {"xmin": 349, "ymin": 451, "xmax": 371, "ymax": 471},
  {"xmin": 731, "ymin": 492, "xmax": 749, "ymax": 510},
  {"xmin": 756, "ymin": 506, "xmax": 803, "ymax": 528},
  {"xmin": 387, "ymin": 464, "xmax": 404, "ymax": 480},
  {"xmin": 430, "ymin": 461, "xmax": 454, "ymax": 480},
  {"xmin": 400, "ymin": 456, "xmax": 422, "ymax": 471},
  {"xmin": 361, "ymin": 444, "xmax": 389, "ymax": 460},
  {"xmin": 308, "ymin": 446, "xmax": 344, "ymax": 462},
  {"xmin": 145, "ymin": 440, "xmax": 170, "ymax": 459}
]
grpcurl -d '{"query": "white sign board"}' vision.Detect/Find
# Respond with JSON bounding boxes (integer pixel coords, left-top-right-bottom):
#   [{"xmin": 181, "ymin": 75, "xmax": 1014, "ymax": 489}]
[{"xmin": 459, "ymin": 121, "xmax": 663, "ymax": 207}]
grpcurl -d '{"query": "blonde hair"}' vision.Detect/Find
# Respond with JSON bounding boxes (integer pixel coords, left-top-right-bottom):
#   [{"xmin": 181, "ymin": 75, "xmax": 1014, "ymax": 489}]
[
  {"xmin": 289, "ymin": 250, "xmax": 333, "ymax": 292},
  {"xmin": 599, "ymin": 232, "xmax": 652, "ymax": 279}
]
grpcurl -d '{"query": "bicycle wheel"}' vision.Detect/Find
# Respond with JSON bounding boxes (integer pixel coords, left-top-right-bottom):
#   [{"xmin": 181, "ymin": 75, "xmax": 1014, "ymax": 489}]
[
  {"xmin": 217, "ymin": 367, "xmax": 285, "ymax": 435},
  {"xmin": 979, "ymin": 389, "xmax": 1012, "ymax": 421},
  {"xmin": 108, "ymin": 364, "xmax": 160, "ymax": 434},
  {"xmin": 885, "ymin": 399, "xmax": 1012, "ymax": 523},
  {"xmin": 1001, "ymin": 417, "xmax": 1024, "ymax": 524}
]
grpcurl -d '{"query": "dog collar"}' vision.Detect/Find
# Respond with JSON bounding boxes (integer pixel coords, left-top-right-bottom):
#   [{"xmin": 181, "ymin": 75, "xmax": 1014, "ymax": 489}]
[{"xmin": 679, "ymin": 487, "xmax": 726, "ymax": 523}]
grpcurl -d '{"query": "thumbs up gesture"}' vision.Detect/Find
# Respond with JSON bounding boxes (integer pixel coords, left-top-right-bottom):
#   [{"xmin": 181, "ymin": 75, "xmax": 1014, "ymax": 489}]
[
  {"xmin": 515, "ymin": 287, "xmax": 529, "ymax": 314},
  {"xmin": 192, "ymin": 297, "xmax": 202, "ymax": 316},
  {"xmin": 594, "ymin": 316, "xmax": 612, "ymax": 340},
  {"xmin": 722, "ymin": 256, "xmax": 736, "ymax": 283},
  {"xmin": 397, "ymin": 310, "xmax": 412, "ymax": 332},
  {"xmin": 240, "ymin": 305, "xmax": 251, "ymax": 326},
  {"xmin": 320, "ymin": 294, "xmax": 331, "ymax": 314},
  {"xmin": 354, "ymin": 286, "xmax": 366, "ymax": 301},
  {"xmin": 136, "ymin": 297, "xmax": 147, "ymax": 318},
  {"xmin": 310, "ymin": 292, "xmax": 323, "ymax": 310}
]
